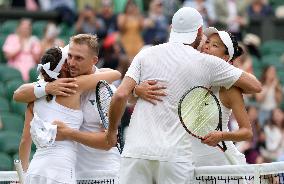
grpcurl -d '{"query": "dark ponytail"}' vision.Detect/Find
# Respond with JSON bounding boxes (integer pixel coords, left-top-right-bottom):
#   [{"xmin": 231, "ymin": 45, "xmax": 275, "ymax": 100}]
[{"xmin": 229, "ymin": 32, "xmax": 244, "ymax": 61}]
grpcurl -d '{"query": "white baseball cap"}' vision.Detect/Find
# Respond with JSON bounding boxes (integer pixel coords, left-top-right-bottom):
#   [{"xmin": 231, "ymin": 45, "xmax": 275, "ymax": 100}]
[
  {"xmin": 204, "ymin": 27, "xmax": 234, "ymax": 61},
  {"xmin": 169, "ymin": 7, "xmax": 203, "ymax": 44}
]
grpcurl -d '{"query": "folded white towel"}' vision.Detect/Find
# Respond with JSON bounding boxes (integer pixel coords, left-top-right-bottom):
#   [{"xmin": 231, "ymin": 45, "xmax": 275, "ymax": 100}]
[{"xmin": 30, "ymin": 113, "xmax": 57, "ymax": 148}]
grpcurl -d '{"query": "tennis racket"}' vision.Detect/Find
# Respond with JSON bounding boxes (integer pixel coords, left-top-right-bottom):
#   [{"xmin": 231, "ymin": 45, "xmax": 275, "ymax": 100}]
[
  {"xmin": 95, "ymin": 80, "xmax": 123, "ymax": 154},
  {"xmin": 178, "ymin": 86, "xmax": 237, "ymax": 165},
  {"xmin": 14, "ymin": 160, "xmax": 25, "ymax": 184}
]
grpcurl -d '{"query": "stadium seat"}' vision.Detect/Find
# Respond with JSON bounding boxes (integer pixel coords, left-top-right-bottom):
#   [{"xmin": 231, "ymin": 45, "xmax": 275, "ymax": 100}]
[
  {"xmin": 1, "ymin": 20, "xmax": 18, "ymax": 35},
  {"xmin": 29, "ymin": 67, "xmax": 38, "ymax": 83},
  {"xmin": 5, "ymin": 80, "xmax": 24, "ymax": 101},
  {"xmin": 0, "ymin": 82, "xmax": 6, "ymax": 97},
  {"xmin": 1, "ymin": 112, "xmax": 24, "ymax": 133},
  {"xmin": 260, "ymin": 40, "xmax": 284, "ymax": 56},
  {"xmin": 270, "ymin": 0, "xmax": 284, "ymax": 10},
  {"xmin": 0, "ymin": 96, "xmax": 10, "ymax": 112},
  {"xmin": 10, "ymin": 101, "xmax": 27, "ymax": 117},
  {"xmin": 278, "ymin": 71, "xmax": 284, "ymax": 85},
  {"xmin": 0, "ymin": 65, "xmax": 23, "ymax": 83},
  {"xmin": 32, "ymin": 20, "xmax": 48, "ymax": 38},
  {"xmin": 59, "ymin": 23, "xmax": 75, "ymax": 38},
  {"xmin": 0, "ymin": 152, "xmax": 13, "ymax": 170},
  {"xmin": 251, "ymin": 56, "xmax": 263, "ymax": 71},
  {"xmin": 0, "ymin": 35, "xmax": 7, "ymax": 63},
  {"xmin": 261, "ymin": 54, "xmax": 281, "ymax": 65},
  {"xmin": 0, "ymin": 131, "xmax": 21, "ymax": 155},
  {"xmin": 281, "ymin": 101, "xmax": 284, "ymax": 110}
]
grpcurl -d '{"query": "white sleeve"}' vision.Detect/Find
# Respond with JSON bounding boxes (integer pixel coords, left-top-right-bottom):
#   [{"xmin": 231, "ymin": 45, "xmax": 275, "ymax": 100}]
[
  {"xmin": 125, "ymin": 52, "xmax": 142, "ymax": 84},
  {"xmin": 208, "ymin": 56, "xmax": 243, "ymax": 89}
]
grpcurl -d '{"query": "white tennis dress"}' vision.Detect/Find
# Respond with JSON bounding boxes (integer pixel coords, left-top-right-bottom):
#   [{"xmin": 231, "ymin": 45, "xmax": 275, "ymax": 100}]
[
  {"xmin": 25, "ymin": 97, "xmax": 83, "ymax": 184},
  {"xmin": 192, "ymin": 87, "xmax": 246, "ymax": 167}
]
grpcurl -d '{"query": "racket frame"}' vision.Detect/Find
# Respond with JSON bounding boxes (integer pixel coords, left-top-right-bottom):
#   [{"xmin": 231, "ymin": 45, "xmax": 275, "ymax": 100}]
[
  {"xmin": 178, "ymin": 86, "xmax": 227, "ymax": 152},
  {"xmin": 95, "ymin": 80, "xmax": 123, "ymax": 154}
]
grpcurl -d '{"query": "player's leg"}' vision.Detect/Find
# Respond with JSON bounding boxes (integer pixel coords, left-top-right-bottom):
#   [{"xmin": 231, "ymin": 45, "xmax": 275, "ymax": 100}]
[
  {"xmin": 120, "ymin": 157, "xmax": 155, "ymax": 184},
  {"xmin": 156, "ymin": 161, "xmax": 194, "ymax": 184}
]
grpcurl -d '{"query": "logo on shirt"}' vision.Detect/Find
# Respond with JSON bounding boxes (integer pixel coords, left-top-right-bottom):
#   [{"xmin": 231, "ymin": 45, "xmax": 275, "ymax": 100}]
[{"xmin": 89, "ymin": 99, "xmax": 96, "ymax": 106}]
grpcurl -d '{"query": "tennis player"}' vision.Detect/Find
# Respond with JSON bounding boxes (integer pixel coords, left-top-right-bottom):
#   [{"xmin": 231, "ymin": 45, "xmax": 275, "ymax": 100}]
[
  {"xmin": 14, "ymin": 34, "xmax": 121, "ymax": 183},
  {"xmin": 106, "ymin": 7, "xmax": 261, "ymax": 184},
  {"xmin": 191, "ymin": 27, "xmax": 253, "ymax": 166},
  {"xmin": 22, "ymin": 46, "xmax": 120, "ymax": 183}
]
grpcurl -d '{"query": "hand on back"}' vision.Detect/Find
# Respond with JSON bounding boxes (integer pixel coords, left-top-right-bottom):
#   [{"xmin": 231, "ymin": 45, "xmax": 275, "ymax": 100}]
[{"xmin": 46, "ymin": 78, "xmax": 78, "ymax": 97}]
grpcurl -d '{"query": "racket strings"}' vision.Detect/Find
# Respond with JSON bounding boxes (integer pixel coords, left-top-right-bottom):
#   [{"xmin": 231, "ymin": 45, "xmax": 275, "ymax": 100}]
[
  {"xmin": 97, "ymin": 85, "xmax": 113, "ymax": 129},
  {"xmin": 182, "ymin": 91, "xmax": 207, "ymax": 122},
  {"xmin": 180, "ymin": 88, "xmax": 220, "ymax": 137}
]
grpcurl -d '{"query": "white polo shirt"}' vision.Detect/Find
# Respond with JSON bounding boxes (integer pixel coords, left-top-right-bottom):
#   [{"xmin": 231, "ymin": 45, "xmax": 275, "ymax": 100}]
[
  {"xmin": 123, "ymin": 42, "xmax": 242, "ymax": 162},
  {"xmin": 75, "ymin": 69, "xmax": 120, "ymax": 180}
]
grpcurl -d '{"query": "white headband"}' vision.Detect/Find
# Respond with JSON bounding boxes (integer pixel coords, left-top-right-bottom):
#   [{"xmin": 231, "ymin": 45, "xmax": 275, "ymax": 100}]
[
  {"xmin": 204, "ymin": 27, "xmax": 235, "ymax": 61},
  {"xmin": 37, "ymin": 45, "xmax": 69, "ymax": 79}
]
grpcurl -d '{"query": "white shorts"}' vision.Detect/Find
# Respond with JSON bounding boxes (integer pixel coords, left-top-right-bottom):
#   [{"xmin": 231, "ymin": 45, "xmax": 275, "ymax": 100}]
[
  {"xmin": 25, "ymin": 174, "xmax": 76, "ymax": 184},
  {"xmin": 120, "ymin": 157, "xmax": 194, "ymax": 184}
]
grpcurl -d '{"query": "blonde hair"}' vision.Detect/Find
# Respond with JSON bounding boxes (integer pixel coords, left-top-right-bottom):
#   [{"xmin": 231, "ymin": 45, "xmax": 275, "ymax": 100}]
[{"xmin": 70, "ymin": 34, "xmax": 99, "ymax": 56}]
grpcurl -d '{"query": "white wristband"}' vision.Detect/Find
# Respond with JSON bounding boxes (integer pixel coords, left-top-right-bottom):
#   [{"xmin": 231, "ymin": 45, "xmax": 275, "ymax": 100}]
[{"xmin": 34, "ymin": 81, "xmax": 48, "ymax": 98}]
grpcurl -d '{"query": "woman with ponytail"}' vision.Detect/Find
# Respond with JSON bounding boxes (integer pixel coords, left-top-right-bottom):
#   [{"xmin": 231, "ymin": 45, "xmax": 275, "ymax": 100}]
[
  {"xmin": 191, "ymin": 28, "xmax": 253, "ymax": 166},
  {"xmin": 21, "ymin": 46, "xmax": 121, "ymax": 184}
]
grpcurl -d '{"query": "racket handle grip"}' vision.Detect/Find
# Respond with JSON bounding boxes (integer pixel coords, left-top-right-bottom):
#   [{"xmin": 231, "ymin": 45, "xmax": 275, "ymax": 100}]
[
  {"xmin": 224, "ymin": 151, "xmax": 238, "ymax": 165},
  {"xmin": 14, "ymin": 160, "xmax": 25, "ymax": 184}
]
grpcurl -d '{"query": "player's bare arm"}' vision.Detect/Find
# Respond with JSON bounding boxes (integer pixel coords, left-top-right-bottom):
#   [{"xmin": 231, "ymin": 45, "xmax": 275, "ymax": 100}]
[
  {"xmin": 202, "ymin": 87, "xmax": 253, "ymax": 147},
  {"xmin": 19, "ymin": 103, "xmax": 34, "ymax": 172},
  {"xmin": 234, "ymin": 72, "xmax": 262, "ymax": 94},
  {"xmin": 107, "ymin": 77, "xmax": 137, "ymax": 146},
  {"xmin": 13, "ymin": 78, "xmax": 78, "ymax": 103},
  {"xmin": 54, "ymin": 121, "xmax": 112, "ymax": 150}
]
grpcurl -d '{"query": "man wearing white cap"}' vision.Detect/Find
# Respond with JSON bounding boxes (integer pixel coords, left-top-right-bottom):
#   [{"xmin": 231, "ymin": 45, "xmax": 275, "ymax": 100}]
[{"xmin": 106, "ymin": 7, "xmax": 261, "ymax": 184}]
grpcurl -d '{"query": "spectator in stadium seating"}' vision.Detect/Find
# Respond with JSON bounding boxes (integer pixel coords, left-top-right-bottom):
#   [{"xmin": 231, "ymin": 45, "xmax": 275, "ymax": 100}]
[
  {"xmin": 183, "ymin": 0, "xmax": 216, "ymax": 28},
  {"xmin": 40, "ymin": 22, "xmax": 65, "ymax": 56},
  {"xmin": 118, "ymin": 0, "xmax": 144, "ymax": 60},
  {"xmin": 143, "ymin": 0, "xmax": 169, "ymax": 45},
  {"xmin": 231, "ymin": 43, "xmax": 254, "ymax": 75},
  {"xmin": 243, "ymin": 33, "xmax": 262, "ymax": 60},
  {"xmin": 75, "ymin": 5, "xmax": 106, "ymax": 39},
  {"xmin": 260, "ymin": 108, "xmax": 284, "ymax": 162},
  {"xmin": 161, "ymin": 0, "xmax": 181, "ymax": 23},
  {"xmin": 100, "ymin": 32, "xmax": 129, "ymax": 79},
  {"xmin": 213, "ymin": 0, "xmax": 249, "ymax": 40},
  {"xmin": 50, "ymin": 0, "xmax": 77, "ymax": 26},
  {"xmin": 76, "ymin": 0, "xmax": 102, "ymax": 12},
  {"xmin": 113, "ymin": 0, "xmax": 144, "ymax": 14},
  {"xmin": 2, "ymin": 18, "xmax": 41, "ymax": 81},
  {"xmin": 247, "ymin": 0, "xmax": 274, "ymax": 19},
  {"xmin": 97, "ymin": 0, "xmax": 119, "ymax": 39},
  {"xmin": 256, "ymin": 65, "xmax": 283, "ymax": 126},
  {"xmin": 237, "ymin": 105, "xmax": 264, "ymax": 164},
  {"xmin": 10, "ymin": 0, "xmax": 39, "ymax": 11}
]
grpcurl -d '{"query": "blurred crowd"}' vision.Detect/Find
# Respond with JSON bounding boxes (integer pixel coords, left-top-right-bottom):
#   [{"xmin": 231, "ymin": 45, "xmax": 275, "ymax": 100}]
[{"xmin": 0, "ymin": 0, "xmax": 284, "ymax": 165}]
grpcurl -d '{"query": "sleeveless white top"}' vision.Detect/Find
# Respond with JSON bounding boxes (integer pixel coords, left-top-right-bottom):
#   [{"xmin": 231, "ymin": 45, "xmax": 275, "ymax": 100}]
[
  {"xmin": 27, "ymin": 97, "xmax": 83, "ymax": 183},
  {"xmin": 192, "ymin": 87, "xmax": 246, "ymax": 166}
]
